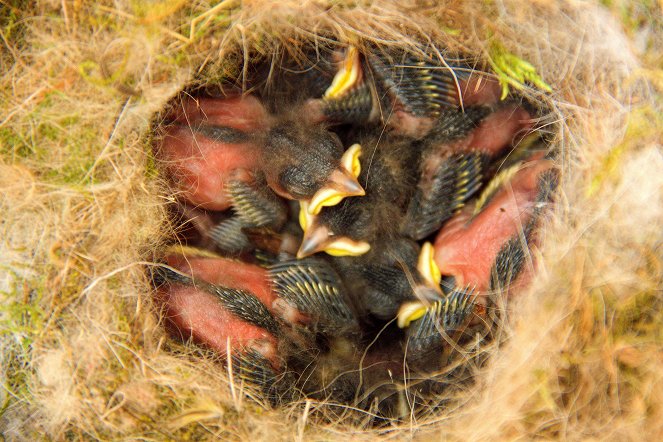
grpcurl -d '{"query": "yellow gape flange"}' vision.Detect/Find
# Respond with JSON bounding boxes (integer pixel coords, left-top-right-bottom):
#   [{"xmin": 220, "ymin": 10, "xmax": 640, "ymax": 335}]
[
  {"xmin": 307, "ymin": 143, "xmax": 365, "ymax": 215},
  {"xmin": 397, "ymin": 301, "xmax": 428, "ymax": 329},
  {"xmin": 324, "ymin": 46, "xmax": 360, "ymax": 99},
  {"xmin": 417, "ymin": 242, "xmax": 442, "ymax": 293}
]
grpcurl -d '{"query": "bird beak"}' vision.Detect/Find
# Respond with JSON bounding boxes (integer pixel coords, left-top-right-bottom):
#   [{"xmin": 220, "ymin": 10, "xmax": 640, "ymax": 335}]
[
  {"xmin": 297, "ymin": 230, "xmax": 371, "ymax": 259},
  {"xmin": 397, "ymin": 242, "xmax": 450, "ymax": 328},
  {"xmin": 307, "ymin": 144, "xmax": 365, "ymax": 215},
  {"xmin": 297, "ymin": 203, "xmax": 371, "ymax": 258},
  {"xmin": 324, "ymin": 46, "xmax": 361, "ymax": 99},
  {"xmin": 297, "ymin": 224, "xmax": 371, "ymax": 259},
  {"xmin": 417, "ymin": 242, "xmax": 443, "ymax": 294},
  {"xmin": 397, "ymin": 301, "xmax": 428, "ymax": 329},
  {"xmin": 296, "ymin": 223, "xmax": 332, "ymax": 259}
]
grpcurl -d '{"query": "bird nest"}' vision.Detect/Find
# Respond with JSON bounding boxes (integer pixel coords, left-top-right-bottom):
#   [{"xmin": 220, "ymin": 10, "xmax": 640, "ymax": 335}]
[{"xmin": 1, "ymin": 1, "xmax": 661, "ymax": 440}]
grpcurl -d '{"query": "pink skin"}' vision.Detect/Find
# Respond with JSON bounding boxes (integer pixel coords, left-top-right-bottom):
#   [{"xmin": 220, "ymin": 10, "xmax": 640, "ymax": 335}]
[
  {"xmin": 159, "ymin": 255, "xmax": 310, "ymax": 359},
  {"xmin": 157, "ymin": 283, "xmax": 279, "ymax": 366},
  {"xmin": 449, "ymin": 105, "xmax": 534, "ymax": 156},
  {"xmin": 167, "ymin": 96, "xmax": 271, "ymax": 132},
  {"xmin": 389, "ymin": 100, "xmax": 529, "ymax": 143},
  {"xmin": 387, "ymin": 111, "xmax": 436, "ymax": 138},
  {"xmin": 165, "ymin": 255, "xmax": 277, "ymax": 308},
  {"xmin": 158, "ymin": 96, "xmax": 270, "ymax": 210},
  {"xmin": 433, "ymin": 158, "xmax": 555, "ymax": 293},
  {"xmin": 458, "ymin": 75, "xmax": 502, "ymax": 106}
]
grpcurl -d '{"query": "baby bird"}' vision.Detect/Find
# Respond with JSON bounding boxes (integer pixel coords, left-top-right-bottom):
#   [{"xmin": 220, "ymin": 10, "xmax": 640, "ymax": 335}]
[
  {"xmin": 260, "ymin": 119, "xmax": 365, "ymax": 214},
  {"xmin": 161, "ymin": 93, "xmax": 366, "ymax": 217},
  {"xmin": 403, "ymin": 106, "xmax": 492, "ymax": 240},
  {"xmin": 395, "ymin": 242, "xmax": 478, "ymax": 365},
  {"xmin": 151, "ymin": 246, "xmax": 360, "ymax": 400},
  {"xmin": 340, "ymin": 237, "xmax": 421, "ymax": 319},
  {"xmin": 314, "ymin": 45, "xmax": 485, "ymax": 138},
  {"xmin": 296, "ymin": 134, "xmax": 420, "ymax": 259},
  {"xmin": 433, "ymin": 153, "xmax": 559, "ymax": 295},
  {"xmin": 295, "ymin": 105, "xmax": 494, "ymax": 259}
]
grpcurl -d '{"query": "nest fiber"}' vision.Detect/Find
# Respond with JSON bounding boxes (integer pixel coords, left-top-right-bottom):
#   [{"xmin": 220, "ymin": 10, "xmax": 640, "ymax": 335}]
[{"xmin": 1, "ymin": 1, "xmax": 661, "ymax": 440}]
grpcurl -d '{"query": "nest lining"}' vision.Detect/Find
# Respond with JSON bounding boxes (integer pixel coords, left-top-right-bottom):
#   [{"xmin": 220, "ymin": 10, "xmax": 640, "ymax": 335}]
[
  {"xmin": 150, "ymin": 37, "xmax": 564, "ymax": 425},
  {"xmin": 1, "ymin": 1, "xmax": 661, "ymax": 440}
]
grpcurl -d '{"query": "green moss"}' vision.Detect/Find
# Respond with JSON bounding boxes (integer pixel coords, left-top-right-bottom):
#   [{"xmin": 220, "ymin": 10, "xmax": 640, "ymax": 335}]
[
  {"xmin": 144, "ymin": 138, "xmax": 161, "ymax": 180},
  {"xmin": 0, "ymin": 88, "xmax": 115, "ymax": 185},
  {"xmin": 0, "ymin": 269, "xmax": 47, "ymax": 411},
  {"xmin": 0, "ymin": 127, "xmax": 34, "ymax": 158},
  {"xmin": 620, "ymin": 0, "xmax": 658, "ymax": 34},
  {"xmin": 0, "ymin": 0, "xmax": 32, "ymax": 55},
  {"xmin": 488, "ymin": 40, "xmax": 552, "ymax": 100}
]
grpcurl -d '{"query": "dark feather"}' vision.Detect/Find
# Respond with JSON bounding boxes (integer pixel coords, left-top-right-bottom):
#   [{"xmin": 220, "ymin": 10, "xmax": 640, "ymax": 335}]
[
  {"xmin": 269, "ymin": 257, "xmax": 359, "ymax": 334},
  {"xmin": 406, "ymin": 287, "xmax": 476, "ymax": 357}
]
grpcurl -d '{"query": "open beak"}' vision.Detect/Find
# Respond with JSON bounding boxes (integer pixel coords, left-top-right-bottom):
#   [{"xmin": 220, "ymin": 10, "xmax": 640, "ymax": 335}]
[
  {"xmin": 297, "ymin": 202, "xmax": 370, "ymax": 259},
  {"xmin": 297, "ymin": 231, "xmax": 371, "ymax": 259},
  {"xmin": 417, "ymin": 242, "xmax": 443, "ymax": 295},
  {"xmin": 324, "ymin": 46, "xmax": 361, "ymax": 99},
  {"xmin": 397, "ymin": 301, "xmax": 428, "ymax": 329},
  {"xmin": 307, "ymin": 169, "xmax": 364, "ymax": 215},
  {"xmin": 308, "ymin": 143, "xmax": 365, "ymax": 215},
  {"xmin": 296, "ymin": 224, "xmax": 332, "ymax": 259},
  {"xmin": 397, "ymin": 242, "xmax": 444, "ymax": 329}
]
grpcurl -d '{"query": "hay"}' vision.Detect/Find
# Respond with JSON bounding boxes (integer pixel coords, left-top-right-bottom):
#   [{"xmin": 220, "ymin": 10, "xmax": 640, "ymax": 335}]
[{"xmin": 1, "ymin": 0, "xmax": 661, "ymax": 440}]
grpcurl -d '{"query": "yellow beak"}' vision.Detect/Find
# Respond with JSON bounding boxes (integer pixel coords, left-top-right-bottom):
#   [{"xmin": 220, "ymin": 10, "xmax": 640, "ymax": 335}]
[
  {"xmin": 307, "ymin": 143, "xmax": 365, "ymax": 215},
  {"xmin": 324, "ymin": 46, "xmax": 361, "ymax": 99},
  {"xmin": 417, "ymin": 242, "xmax": 443, "ymax": 294},
  {"xmin": 297, "ymin": 204, "xmax": 371, "ymax": 259}
]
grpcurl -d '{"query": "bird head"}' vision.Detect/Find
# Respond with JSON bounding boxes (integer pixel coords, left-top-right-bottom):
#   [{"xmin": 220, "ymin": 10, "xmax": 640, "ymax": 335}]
[
  {"xmin": 264, "ymin": 122, "xmax": 365, "ymax": 209},
  {"xmin": 296, "ymin": 200, "xmax": 371, "ymax": 259}
]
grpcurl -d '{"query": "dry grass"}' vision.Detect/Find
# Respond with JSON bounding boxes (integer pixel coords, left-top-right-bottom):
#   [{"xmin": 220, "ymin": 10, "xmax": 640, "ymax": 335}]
[{"xmin": 1, "ymin": 0, "xmax": 661, "ymax": 440}]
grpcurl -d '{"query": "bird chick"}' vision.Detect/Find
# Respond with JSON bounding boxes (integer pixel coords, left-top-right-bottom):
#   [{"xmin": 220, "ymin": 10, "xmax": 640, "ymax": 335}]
[
  {"xmin": 339, "ymin": 237, "xmax": 422, "ymax": 319},
  {"xmin": 294, "ymin": 104, "xmax": 504, "ymax": 258},
  {"xmin": 403, "ymin": 103, "xmax": 537, "ymax": 240},
  {"xmin": 395, "ymin": 242, "xmax": 478, "ymax": 361},
  {"xmin": 159, "ymin": 93, "xmax": 366, "ymax": 216},
  {"xmin": 433, "ymin": 154, "xmax": 559, "ymax": 295},
  {"xmin": 296, "ymin": 134, "xmax": 420, "ymax": 259},
  {"xmin": 158, "ymin": 95, "xmax": 267, "ymax": 211},
  {"xmin": 152, "ymin": 246, "xmax": 360, "ymax": 400},
  {"xmin": 260, "ymin": 118, "xmax": 365, "ymax": 214},
  {"xmin": 314, "ymin": 45, "xmax": 502, "ymax": 138}
]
